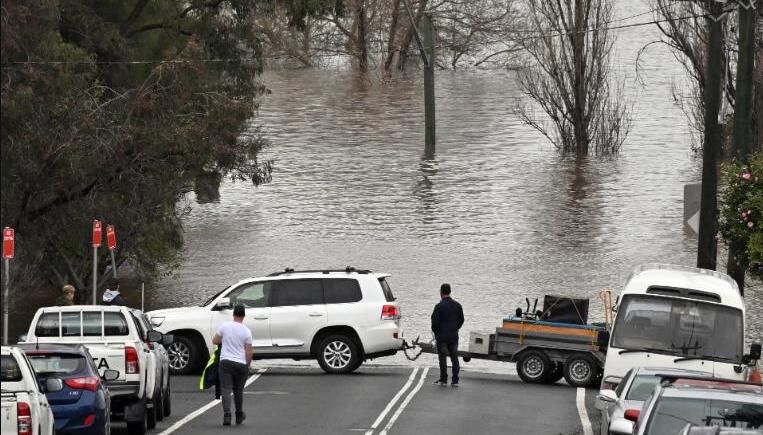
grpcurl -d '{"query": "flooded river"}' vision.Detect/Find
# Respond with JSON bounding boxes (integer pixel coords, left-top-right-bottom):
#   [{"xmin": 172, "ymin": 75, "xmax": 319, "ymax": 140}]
[{"xmin": 149, "ymin": 1, "xmax": 761, "ymax": 352}]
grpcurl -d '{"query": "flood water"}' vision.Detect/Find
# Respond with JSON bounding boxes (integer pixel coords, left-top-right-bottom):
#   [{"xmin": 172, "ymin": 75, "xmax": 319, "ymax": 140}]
[{"xmin": 148, "ymin": 0, "xmax": 761, "ymax": 360}]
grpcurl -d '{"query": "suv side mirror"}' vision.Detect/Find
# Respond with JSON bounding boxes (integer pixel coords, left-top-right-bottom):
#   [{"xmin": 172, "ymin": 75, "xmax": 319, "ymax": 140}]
[
  {"xmin": 102, "ymin": 369, "xmax": 120, "ymax": 382},
  {"xmin": 596, "ymin": 389, "xmax": 618, "ymax": 409},
  {"xmin": 162, "ymin": 334, "xmax": 174, "ymax": 346},
  {"xmin": 44, "ymin": 378, "xmax": 64, "ymax": 393},
  {"xmin": 147, "ymin": 330, "xmax": 162, "ymax": 343},
  {"xmin": 215, "ymin": 297, "xmax": 232, "ymax": 311}
]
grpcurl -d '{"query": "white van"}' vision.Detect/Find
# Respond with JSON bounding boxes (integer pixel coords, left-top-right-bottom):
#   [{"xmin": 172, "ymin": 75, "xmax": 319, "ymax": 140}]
[{"xmin": 601, "ymin": 264, "xmax": 760, "ymax": 390}]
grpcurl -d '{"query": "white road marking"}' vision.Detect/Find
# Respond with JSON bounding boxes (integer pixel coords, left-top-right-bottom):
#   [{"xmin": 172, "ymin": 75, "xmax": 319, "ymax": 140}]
[
  {"xmin": 576, "ymin": 387, "xmax": 594, "ymax": 435},
  {"xmin": 158, "ymin": 369, "xmax": 267, "ymax": 435},
  {"xmin": 364, "ymin": 368, "xmax": 419, "ymax": 435},
  {"xmin": 378, "ymin": 367, "xmax": 430, "ymax": 435}
]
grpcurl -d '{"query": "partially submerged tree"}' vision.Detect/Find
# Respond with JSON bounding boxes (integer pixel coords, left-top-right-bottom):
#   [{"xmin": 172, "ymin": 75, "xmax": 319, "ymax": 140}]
[{"xmin": 514, "ymin": 0, "xmax": 630, "ymax": 155}]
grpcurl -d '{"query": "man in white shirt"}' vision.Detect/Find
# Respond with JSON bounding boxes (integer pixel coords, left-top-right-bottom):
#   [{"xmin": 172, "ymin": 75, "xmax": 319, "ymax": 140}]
[{"xmin": 212, "ymin": 304, "xmax": 253, "ymax": 426}]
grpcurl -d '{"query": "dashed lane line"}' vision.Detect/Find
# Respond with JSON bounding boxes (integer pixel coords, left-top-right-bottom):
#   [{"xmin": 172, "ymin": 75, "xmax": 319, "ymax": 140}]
[
  {"xmin": 158, "ymin": 368, "xmax": 267, "ymax": 435},
  {"xmin": 364, "ymin": 368, "xmax": 420, "ymax": 435},
  {"xmin": 378, "ymin": 367, "xmax": 430, "ymax": 435},
  {"xmin": 576, "ymin": 387, "xmax": 594, "ymax": 435}
]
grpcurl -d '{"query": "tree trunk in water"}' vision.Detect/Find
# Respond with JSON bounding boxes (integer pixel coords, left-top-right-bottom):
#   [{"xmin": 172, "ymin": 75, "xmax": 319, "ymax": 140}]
[
  {"xmin": 573, "ymin": 0, "xmax": 589, "ymax": 155},
  {"xmin": 356, "ymin": 0, "xmax": 368, "ymax": 71},
  {"xmin": 397, "ymin": 0, "xmax": 428, "ymax": 71},
  {"xmin": 384, "ymin": 0, "xmax": 402, "ymax": 73}
]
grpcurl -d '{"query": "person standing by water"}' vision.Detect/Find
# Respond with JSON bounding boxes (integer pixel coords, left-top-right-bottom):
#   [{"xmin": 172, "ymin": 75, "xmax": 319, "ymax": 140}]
[
  {"xmin": 102, "ymin": 279, "xmax": 126, "ymax": 306},
  {"xmin": 431, "ymin": 283, "xmax": 464, "ymax": 387},
  {"xmin": 212, "ymin": 304, "xmax": 252, "ymax": 426},
  {"xmin": 55, "ymin": 285, "xmax": 76, "ymax": 306}
]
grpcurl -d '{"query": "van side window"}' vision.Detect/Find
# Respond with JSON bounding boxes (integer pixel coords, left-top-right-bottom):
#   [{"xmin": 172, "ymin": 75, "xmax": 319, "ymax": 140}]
[
  {"xmin": 323, "ymin": 279, "xmax": 362, "ymax": 304},
  {"xmin": 62, "ymin": 312, "xmax": 82, "ymax": 336},
  {"xmin": 35, "ymin": 313, "xmax": 60, "ymax": 337},
  {"xmin": 228, "ymin": 281, "xmax": 272, "ymax": 308},
  {"xmin": 104, "ymin": 312, "xmax": 129, "ymax": 336},
  {"xmin": 83, "ymin": 312, "xmax": 103, "ymax": 336},
  {"xmin": 273, "ymin": 280, "xmax": 323, "ymax": 306}
]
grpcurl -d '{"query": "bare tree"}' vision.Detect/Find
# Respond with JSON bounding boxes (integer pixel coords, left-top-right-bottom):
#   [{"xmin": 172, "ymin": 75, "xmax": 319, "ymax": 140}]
[{"xmin": 514, "ymin": 0, "xmax": 629, "ymax": 155}]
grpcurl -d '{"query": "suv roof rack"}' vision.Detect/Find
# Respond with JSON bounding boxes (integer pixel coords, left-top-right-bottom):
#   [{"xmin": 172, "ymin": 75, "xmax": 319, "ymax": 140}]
[{"xmin": 267, "ymin": 266, "xmax": 372, "ymax": 276}]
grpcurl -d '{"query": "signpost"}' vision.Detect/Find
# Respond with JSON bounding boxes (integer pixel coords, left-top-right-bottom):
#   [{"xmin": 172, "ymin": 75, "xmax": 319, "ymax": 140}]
[
  {"xmin": 3, "ymin": 227, "xmax": 14, "ymax": 345},
  {"xmin": 106, "ymin": 225, "xmax": 117, "ymax": 278},
  {"xmin": 92, "ymin": 220, "xmax": 102, "ymax": 305}
]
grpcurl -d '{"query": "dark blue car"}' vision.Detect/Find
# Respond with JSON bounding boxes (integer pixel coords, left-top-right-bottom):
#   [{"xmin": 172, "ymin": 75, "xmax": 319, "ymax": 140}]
[{"xmin": 18, "ymin": 343, "xmax": 118, "ymax": 435}]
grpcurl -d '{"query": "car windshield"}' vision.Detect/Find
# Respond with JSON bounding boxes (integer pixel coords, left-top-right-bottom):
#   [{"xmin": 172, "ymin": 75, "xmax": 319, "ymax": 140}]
[
  {"xmin": 611, "ymin": 295, "xmax": 743, "ymax": 362},
  {"xmin": 27, "ymin": 353, "xmax": 86, "ymax": 376},
  {"xmin": 646, "ymin": 397, "xmax": 763, "ymax": 434},
  {"xmin": 201, "ymin": 285, "xmax": 232, "ymax": 307},
  {"xmin": 625, "ymin": 375, "xmax": 661, "ymax": 401}
]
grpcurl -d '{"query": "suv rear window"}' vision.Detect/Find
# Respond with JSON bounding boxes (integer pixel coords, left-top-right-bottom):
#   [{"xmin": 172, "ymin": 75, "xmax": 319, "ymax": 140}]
[
  {"xmin": 379, "ymin": 278, "xmax": 396, "ymax": 302},
  {"xmin": 27, "ymin": 354, "xmax": 86, "ymax": 377},
  {"xmin": 35, "ymin": 313, "xmax": 60, "ymax": 337},
  {"xmin": 274, "ymin": 280, "xmax": 323, "ymax": 306},
  {"xmin": 324, "ymin": 279, "xmax": 362, "ymax": 304},
  {"xmin": 104, "ymin": 312, "xmax": 129, "ymax": 336},
  {"xmin": 1, "ymin": 355, "xmax": 23, "ymax": 382}
]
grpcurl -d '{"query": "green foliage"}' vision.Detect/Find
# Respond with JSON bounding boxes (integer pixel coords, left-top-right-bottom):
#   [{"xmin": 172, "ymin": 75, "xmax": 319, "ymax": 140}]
[
  {"xmin": 719, "ymin": 152, "xmax": 763, "ymax": 280},
  {"xmin": 1, "ymin": 0, "xmax": 277, "ymax": 292}
]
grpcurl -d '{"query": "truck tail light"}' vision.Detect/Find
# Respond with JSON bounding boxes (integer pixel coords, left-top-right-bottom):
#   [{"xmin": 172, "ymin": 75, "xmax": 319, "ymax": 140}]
[
  {"xmin": 17, "ymin": 402, "xmax": 32, "ymax": 435},
  {"xmin": 65, "ymin": 376, "xmax": 100, "ymax": 392},
  {"xmin": 125, "ymin": 346, "xmax": 139, "ymax": 374},
  {"xmin": 381, "ymin": 305, "xmax": 399, "ymax": 320}
]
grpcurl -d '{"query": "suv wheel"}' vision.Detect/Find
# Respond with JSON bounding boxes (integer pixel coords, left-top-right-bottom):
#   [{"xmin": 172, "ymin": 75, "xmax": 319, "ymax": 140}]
[
  {"xmin": 167, "ymin": 335, "xmax": 199, "ymax": 375},
  {"xmin": 316, "ymin": 335, "xmax": 360, "ymax": 374}
]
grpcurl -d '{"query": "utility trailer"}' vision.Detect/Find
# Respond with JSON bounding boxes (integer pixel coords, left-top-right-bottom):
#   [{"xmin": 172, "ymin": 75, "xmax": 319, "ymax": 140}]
[{"xmin": 409, "ymin": 294, "xmax": 611, "ymax": 388}]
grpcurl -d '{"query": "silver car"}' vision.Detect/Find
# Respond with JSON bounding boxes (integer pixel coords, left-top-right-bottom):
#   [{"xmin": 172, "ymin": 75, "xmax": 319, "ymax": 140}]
[{"xmin": 596, "ymin": 367, "xmax": 712, "ymax": 435}]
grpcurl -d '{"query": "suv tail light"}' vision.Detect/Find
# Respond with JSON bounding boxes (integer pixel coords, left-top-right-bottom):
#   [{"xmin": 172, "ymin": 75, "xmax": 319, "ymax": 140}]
[
  {"xmin": 125, "ymin": 346, "xmax": 139, "ymax": 374},
  {"xmin": 65, "ymin": 376, "xmax": 100, "ymax": 392},
  {"xmin": 17, "ymin": 402, "xmax": 32, "ymax": 435},
  {"xmin": 381, "ymin": 305, "xmax": 399, "ymax": 320}
]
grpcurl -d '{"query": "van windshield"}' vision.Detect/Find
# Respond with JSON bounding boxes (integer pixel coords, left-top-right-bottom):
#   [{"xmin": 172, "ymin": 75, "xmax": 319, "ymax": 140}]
[{"xmin": 611, "ymin": 294, "xmax": 743, "ymax": 362}]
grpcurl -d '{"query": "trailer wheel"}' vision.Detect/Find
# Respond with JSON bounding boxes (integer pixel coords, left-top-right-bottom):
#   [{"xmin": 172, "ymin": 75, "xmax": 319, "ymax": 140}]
[
  {"xmin": 563, "ymin": 353, "xmax": 599, "ymax": 388},
  {"xmin": 544, "ymin": 362, "xmax": 564, "ymax": 384},
  {"xmin": 517, "ymin": 350, "xmax": 551, "ymax": 383}
]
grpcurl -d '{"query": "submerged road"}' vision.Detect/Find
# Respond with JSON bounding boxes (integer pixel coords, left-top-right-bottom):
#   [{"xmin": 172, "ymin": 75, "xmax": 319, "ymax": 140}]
[{"xmin": 113, "ymin": 365, "xmax": 601, "ymax": 435}]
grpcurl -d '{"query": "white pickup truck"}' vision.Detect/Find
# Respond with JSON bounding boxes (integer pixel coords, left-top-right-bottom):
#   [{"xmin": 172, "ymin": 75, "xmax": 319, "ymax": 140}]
[
  {"xmin": 22, "ymin": 305, "xmax": 172, "ymax": 435},
  {"xmin": 1, "ymin": 346, "xmax": 59, "ymax": 435}
]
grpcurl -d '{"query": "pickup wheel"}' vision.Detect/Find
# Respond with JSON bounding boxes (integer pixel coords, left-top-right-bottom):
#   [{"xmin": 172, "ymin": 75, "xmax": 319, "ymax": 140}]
[
  {"xmin": 146, "ymin": 398, "xmax": 157, "ymax": 430},
  {"xmin": 155, "ymin": 383, "xmax": 164, "ymax": 422},
  {"xmin": 126, "ymin": 399, "xmax": 147, "ymax": 435},
  {"xmin": 316, "ymin": 335, "xmax": 360, "ymax": 374},
  {"xmin": 167, "ymin": 335, "xmax": 200, "ymax": 375},
  {"xmin": 163, "ymin": 377, "xmax": 172, "ymax": 417},
  {"xmin": 563, "ymin": 353, "xmax": 599, "ymax": 388},
  {"xmin": 517, "ymin": 350, "xmax": 552, "ymax": 383}
]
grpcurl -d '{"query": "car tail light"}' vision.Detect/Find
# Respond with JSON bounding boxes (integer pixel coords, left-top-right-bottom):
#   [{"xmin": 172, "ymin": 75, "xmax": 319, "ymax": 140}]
[
  {"xmin": 381, "ymin": 305, "xmax": 399, "ymax": 320},
  {"xmin": 65, "ymin": 376, "xmax": 100, "ymax": 392},
  {"xmin": 17, "ymin": 402, "xmax": 32, "ymax": 435},
  {"xmin": 624, "ymin": 409, "xmax": 640, "ymax": 422},
  {"xmin": 83, "ymin": 414, "xmax": 96, "ymax": 426},
  {"xmin": 125, "ymin": 346, "xmax": 139, "ymax": 374}
]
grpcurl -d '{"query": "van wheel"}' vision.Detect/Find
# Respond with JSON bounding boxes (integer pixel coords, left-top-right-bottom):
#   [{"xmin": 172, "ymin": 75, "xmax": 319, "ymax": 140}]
[
  {"xmin": 167, "ymin": 335, "xmax": 199, "ymax": 375},
  {"xmin": 163, "ymin": 378, "xmax": 172, "ymax": 417},
  {"xmin": 317, "ymin": 335, "xmax": 360, "ymax": 374},
  {"xmin": 517, "ymin": 350, "xmax": 551, "ymax": 383},
  {"xmin": 563, "ymin": 353, "xmax": 599, "ymax": 388}
]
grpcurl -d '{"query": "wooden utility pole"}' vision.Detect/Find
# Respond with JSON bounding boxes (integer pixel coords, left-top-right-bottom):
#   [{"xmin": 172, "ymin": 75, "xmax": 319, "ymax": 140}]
[
  {"xmin": 423, "ymin": 14, "xmax": 435, "ymax": 152},
  {"xmin": 726, "ymin": 0, "xmax": 758, "ymax": 295},
  {"xmin": 696, "ymin": 0, "xmax": 725, "ymax": 271}
]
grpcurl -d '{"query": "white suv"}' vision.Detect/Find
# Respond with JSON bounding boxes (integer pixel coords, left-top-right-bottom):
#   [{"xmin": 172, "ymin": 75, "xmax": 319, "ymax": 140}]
[{"xmin": 148, "ymin": 268, "xmax": 402, "ymax": 375}]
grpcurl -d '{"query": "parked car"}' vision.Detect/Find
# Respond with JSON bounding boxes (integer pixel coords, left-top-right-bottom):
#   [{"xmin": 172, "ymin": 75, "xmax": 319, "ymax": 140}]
[
  {"xmin": 596, "ymin": 367, "xmax": 713, "ymax": 435},
  {"xmin": 16, "ymin": 344, "xmax": 118, "ymax": 435},
  {"xmin": 681, "ymin": 426, "xmax": 763, "ymax": 435},
  {"xmin": 22, "ymin": 305, "xmax": 173, "ymax": 435},
  {"xmin": 148, "ymin": 267, "xmax": 403, "ymax": 375},
  {"xmin": 624, "ymin": 376, "xmax": 763, "ymax": 435},
  {"xmin": 127, "ymin": 309, "xmax": 173, "ymax": 421},
  {"xmin": 1, "ymin": 346, "xmax": 59, "ymax": 435}
]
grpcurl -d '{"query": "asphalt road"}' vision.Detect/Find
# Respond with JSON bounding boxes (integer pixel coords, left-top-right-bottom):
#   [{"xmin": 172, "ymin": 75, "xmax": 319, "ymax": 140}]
[{"xmin": 113, "ymin": 364, "xmax": 601, "ymax": 435}]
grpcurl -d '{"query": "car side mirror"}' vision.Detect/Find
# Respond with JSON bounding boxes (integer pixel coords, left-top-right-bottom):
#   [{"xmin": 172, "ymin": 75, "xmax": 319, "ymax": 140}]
[
  {"xmin": 215, "ymin": 297, "xmax": 232, "ymax": 311},
  {"xmin": 596, "ymin": 389, "xmax": 618, "ymax": 409},
  {"xmin": 147, "ymin": 330, "xmax": 162, "ymax": 343},
  {"xmin": 162, "ymin": 334, "xmax": 174, "ymax": 346},
  {"xmin": 750, "ymin": 343, "xmax": 761, "ymax": 360},
  {"xmin": 102, "ymin": 369, "xmax": 120, "ymax": 382},
  {"xmin": 609, "ymin": 417, "xmax": 634, "ymax": 435},
  {"xmin": 44, "ymin": 378, "xmax": 63, "ymax": 393}
]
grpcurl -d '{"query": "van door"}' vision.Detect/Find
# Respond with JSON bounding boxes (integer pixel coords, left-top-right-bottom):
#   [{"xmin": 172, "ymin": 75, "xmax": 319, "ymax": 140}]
[{"xmin": 269, "ymin": 279, "xmax": 327, "ymax": 354}]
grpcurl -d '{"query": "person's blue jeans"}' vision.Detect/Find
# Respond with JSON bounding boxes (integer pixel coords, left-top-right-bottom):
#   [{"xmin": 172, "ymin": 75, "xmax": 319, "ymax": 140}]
[
  {"xmin": 437, "ymin": 340, "xmax": 459, "ymax": 383},
  {"xmin": 219, "ymin": 360, "xmax": 248, "ymax": 414}
]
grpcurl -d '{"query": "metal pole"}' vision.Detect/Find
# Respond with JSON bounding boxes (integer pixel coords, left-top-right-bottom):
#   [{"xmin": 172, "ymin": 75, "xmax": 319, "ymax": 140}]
[
  {"xmin": 696, "ymin": 0, "xmax": 725, "ymax": 271},
  {"xmin": 423, "ymin": 14, "xmax": 436, "ymax": 152},
  {"xmin": 92, "ymin": 246, "xmax": 98, "ymax": 305},
  {"xmin": 110, "ymin": 250, "xmax": 118, "ymax": 279},
  {"xmin": 3, "ymin": 259, "xmax": 9, "ymax": 345},
  {"xmin": 141, "ymin": 283, "xmax": 145, "ymax": 312}
]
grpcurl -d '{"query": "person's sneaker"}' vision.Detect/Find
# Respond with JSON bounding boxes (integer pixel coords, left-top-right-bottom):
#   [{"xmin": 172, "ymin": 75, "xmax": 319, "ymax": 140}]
[
  {"xmin": 451, "ymin": 381, "xmax": 459, "ymax": 387},
  {"xmin": 236, "ymin": 412, "xmax": 246, "ymax": 425},
  {"xmin": 223, "ymin": 412, "xmax": 231, "ymax": 426},
  {"xmin": 432, "ymin": 379, "xmax": 447, "ymax": 386}
]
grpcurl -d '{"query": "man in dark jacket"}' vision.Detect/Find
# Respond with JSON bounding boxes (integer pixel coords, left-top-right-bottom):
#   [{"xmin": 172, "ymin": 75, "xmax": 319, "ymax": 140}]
[
  {"xmin": 431, "ymin": 283, "xmax": 464, "ymax": 386},
  {"xmin": 102, "ymin": 279, "xmax": 126, "ymax": 306}
]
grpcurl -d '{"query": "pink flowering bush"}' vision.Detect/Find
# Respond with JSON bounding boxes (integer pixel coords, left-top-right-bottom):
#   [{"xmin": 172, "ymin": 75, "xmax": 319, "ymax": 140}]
[{"xmin": 720, "ymin": 152, "xmax": 763, "ymax": 279}]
